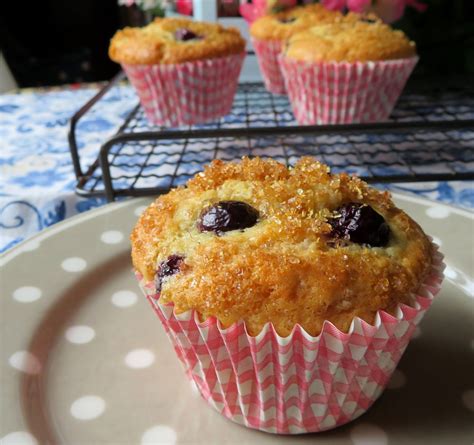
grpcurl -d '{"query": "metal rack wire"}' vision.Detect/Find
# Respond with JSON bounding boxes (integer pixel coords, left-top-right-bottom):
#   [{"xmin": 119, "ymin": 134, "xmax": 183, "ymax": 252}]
[{"xmin": 69, "ymin": 72, "xmax": 474, "ymax": 201}]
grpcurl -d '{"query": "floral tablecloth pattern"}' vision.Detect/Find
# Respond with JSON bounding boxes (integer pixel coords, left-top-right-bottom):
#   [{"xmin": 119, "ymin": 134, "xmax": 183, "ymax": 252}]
[{"xmin": 0, "ymin": 85, "xmax": 472, "ymax": 253}]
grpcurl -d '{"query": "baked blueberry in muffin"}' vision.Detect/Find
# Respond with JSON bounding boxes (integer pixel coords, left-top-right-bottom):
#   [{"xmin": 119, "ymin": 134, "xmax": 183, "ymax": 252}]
[{"xmin": 131, "ymin": 157, "xmax": 433, "ymax": 336}]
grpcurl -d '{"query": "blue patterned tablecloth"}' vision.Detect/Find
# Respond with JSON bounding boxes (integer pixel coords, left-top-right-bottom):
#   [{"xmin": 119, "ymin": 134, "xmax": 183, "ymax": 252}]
[{"xmin": 0, "ymin": 85, "xmax": 473, "ymax": 253}]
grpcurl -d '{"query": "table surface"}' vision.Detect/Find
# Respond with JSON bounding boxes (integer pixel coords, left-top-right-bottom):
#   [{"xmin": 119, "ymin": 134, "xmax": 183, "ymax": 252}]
[{"xmin": 0, "ymin": 84, "xmax": 473, "ymax": 253}]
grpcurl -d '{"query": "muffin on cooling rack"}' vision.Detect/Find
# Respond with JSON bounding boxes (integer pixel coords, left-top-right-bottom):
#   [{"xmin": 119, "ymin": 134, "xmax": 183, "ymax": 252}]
[
  {"xmin": 109, "ymin": 18, "xmax": 246, "ymax": 126},
  {"xmin": 250, "ymin": 3, "xmax": 342, "ymax": 94},
  {"xmin": 279, "ymin": 14, "xmax": 418, "ymax": 124},
  {"xmin": 131, "ymin": 157, "xmax": 443, "ymax": 434}
]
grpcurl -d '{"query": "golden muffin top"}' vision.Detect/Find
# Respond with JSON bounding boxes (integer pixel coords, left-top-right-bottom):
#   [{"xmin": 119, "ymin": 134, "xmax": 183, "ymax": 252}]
[
  {"xmin": 131, "ymin": 157, "xmax": 433, "ymax": 337},
  {"xmin": 109, "ymin": 17, "xmax": 246, "ymax": 65},
  {"xmin": 250, "ymin": 3, "xmax": 342, "ymax": 41},
  {"xmin": 285, "ymin": 15, "xmax": 416, "ymax": 62}
]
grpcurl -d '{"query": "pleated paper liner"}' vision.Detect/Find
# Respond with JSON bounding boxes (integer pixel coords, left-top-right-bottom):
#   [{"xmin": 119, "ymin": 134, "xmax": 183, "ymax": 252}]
[
  {"xmin": 279, "ymin": 55, "xmax": 418, "ymax": 125},
  {"xmin": 137, "ymin": 241, "xmax": 443, "ymax": 434},
  {"xmin": 122, "ymin": 52, "xmax": 245, "ymax": 127},
  {"xmin": 252, "ymin": 38, "xmax": 286, "ymax": 95}
]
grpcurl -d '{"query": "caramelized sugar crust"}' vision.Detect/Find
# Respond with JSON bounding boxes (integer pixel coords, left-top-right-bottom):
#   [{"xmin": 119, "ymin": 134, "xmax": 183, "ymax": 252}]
[{"xmin": 131, "ymin": 158, "xmax": 432, "ymax": 336}]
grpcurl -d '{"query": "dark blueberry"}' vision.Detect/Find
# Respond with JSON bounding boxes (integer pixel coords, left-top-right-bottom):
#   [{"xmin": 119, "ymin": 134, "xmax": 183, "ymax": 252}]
[
  {"xmin": 197, "ymin": 201, "xmax": 259, "ymax": 234},
  {"xmin": 278, "ymin": 17, "xmax": 297, "ymax": 24},
  {"xmin": 155, "ymin": 254, "xmax": 184, "ymax": 293},
  {"xmin": 328, "ymin": 202, "xmax": 390, "ymax": 247},
  {"xmin": 174, "ymin": 28, "xmax": 203, "ymax": 41}
]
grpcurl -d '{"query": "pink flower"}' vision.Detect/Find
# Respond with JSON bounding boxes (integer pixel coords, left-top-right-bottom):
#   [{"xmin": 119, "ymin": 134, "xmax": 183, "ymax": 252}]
[
  {"xmin": 320, "ymin": 0, "xmax": 346, "ymax": 10},
  {"xmin": 241, "ymin": 0, "xmax": 426, "ymax": 25},
  {"xmin": 370, "ymin": 0, "xmax": 406, "ymax": 22},
  {"xmin": 370, "ymin": 0, "xmax": 427, "ymax": 23},
  {"xmin": 240, "ymin": 0, "xmax": 267, "ymax": 23},
  {"xmin": 240, "ymin": 0, "xmax": 297, "ymax": 24},
  {"xmin": 346, "ymin": 0, "xmax": 371, "ymax": 13},
  {"xmin": 406, "ymin": 0, "xmax": 428, "ymax": 12},
  {"xmin": 176, "ymin": 0, "xmax": 192, "ymax": 15},
  {"xmin": 279, "ymin": 0, "xmax": 298, "ymax": 7}
]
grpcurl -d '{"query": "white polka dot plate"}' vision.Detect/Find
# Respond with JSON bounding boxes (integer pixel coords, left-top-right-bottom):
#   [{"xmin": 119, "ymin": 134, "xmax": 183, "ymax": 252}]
[{"xmin": 1, "ymin": 195, "xmax": 473, "ymax": 444}]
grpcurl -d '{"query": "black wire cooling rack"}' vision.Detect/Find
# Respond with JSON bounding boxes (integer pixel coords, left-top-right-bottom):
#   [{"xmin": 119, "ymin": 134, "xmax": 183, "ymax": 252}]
[{"xmin": 69, "ymin": 72, "xmax": 474, "ymax": 202}]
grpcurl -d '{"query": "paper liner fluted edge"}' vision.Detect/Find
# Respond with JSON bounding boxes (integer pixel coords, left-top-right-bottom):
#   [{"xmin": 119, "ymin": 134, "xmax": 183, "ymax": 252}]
[
  {"xmin": 136, "ymin": 241, "xmax": 444, "ymax": 434},
  {"xmin": 122, "ymin": 52, "xmax": 245, "ymax": 126},
  {"xmin": 251, "ymin": 38, "xmax": 286, "ymax": 95},
  {"xmin": 278, "ymin": 55, "xmax": 418, "ymax": 125}
]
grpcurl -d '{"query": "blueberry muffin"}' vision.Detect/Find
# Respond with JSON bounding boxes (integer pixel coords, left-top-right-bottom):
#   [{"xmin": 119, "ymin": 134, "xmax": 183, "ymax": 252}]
[
  {"xmin": 249, "ymin": 4, "xmax": 342, "ymax": 94},
  {"xmin": 250, "ymin": 3, "xmax": 342, "ymax": 41},
  {"xmin": 109, "ymin": 17, "xmax": 246, "ymax": 65},
  {"xmin": 108, "ymin": 18, "xmax": 246, "ymax": 126},
  {"xmin": 131, "ymin": 158, "xmax": 433, "ymax": 337},
  {"xmin": 285, "ymin": 15, "xmax": 416, "ymax": 62}
]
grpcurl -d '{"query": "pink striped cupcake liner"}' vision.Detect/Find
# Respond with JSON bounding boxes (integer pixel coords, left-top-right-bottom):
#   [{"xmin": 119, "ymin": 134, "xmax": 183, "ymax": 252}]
[
  {"xmin": 279, "ymin": 55, "xmax": 418, "ymax": 125},
  {"xmin": 136, "ymin": 241, "xmax": 443, "ymax": 434},
  {"xmin": 252, "ymin": 38, "xmax": 286, "ymax": 95},
  {"xmin": 122, "ymin": 52, "xmax": 245, "ymax": 126}
]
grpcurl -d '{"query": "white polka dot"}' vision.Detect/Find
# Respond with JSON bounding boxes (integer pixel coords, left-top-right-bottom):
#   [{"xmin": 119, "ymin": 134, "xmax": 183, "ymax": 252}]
[
  {"xmin": 387, "ymin": 369, "xmax": 406, "ymax": 389},
  {"xmin": 65, "ymin": 326, "xmax": 95, "ymax": 344},
  {"xmin": 430, "ymin": 236, "xmax": 442, "ymax": 247},
  {"xmin": 1, "ymin": 431, "xmax": 38, "ymax": 445},
  {"xmin": 350, "ymin": 423, "xmax": 388, "ymax": 445},
  {"xmin": 61, "ymin": 257, "xmax": 87, "ymax": 272},
  {"xmin": 444, "ymin": 266, "xmax": 458, "ymax": 280},
  {"xmin": 426, "ymin": 206, "xmax": 451, "ymax": 219},
  {"xmin": 8, "ymin": 351, "xmax": 41, "ymax": 374},
  {"xmin": 112, "ymin": 290, "xmax": 138, "ymax": 308},
  {"xmin": 125, "ymin": 349, "xmax": 155, "ymax": 369},
  {"xmin": 134, "ymin": 205, "xmax": 148, "ymax": 217},
  {"xmin": 100, "ymin": 230, "xmax": 124, "ymax": 244},
  {"xmin": 141, "ymin": 425, "xmax": 177, "ymax": 445},
  {"xmin": 70, "ymin": 395, "xmax": 105, "ymax": 420},
  {"xmin": 412, "ymin": 326, "xmax": 422, "ymax": 339},
  {"xmin": 462, "ymin": 389, "xmax": 474, "ymax": 412},
  {"xmin": 13, "ymin": 286, "xmax": 42, "ymax": 303}
]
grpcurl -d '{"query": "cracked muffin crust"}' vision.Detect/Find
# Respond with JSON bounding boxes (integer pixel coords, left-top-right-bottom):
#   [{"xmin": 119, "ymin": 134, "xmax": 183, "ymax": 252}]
[
  {"xmin": 131, "ymin": 158, "xmax": 433, "ymax": 337},
  {"xmin": 250, "ymin": 3, "xmax": 342, "ymax": 41},
  {"xmin": 285, "ymin": 15, "xmax": 416, "ymax": 62},
  {"xmin": 109, "ymin": 17, "xmax": 246, "ymax": 65}
]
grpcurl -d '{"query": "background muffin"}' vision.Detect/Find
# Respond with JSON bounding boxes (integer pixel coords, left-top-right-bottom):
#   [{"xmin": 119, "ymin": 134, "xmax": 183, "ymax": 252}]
[
  {"xmin": 285, "ymin": 17, "xmax": 416, "ymax": 62},
  {"xmin": 250, "ymin": 3, "xmax": 341, "ymax": 41},
  {"xmin": 109, "ymin": 18, "xmax": 246, "ymax": 126},
  {"xmin": 279, "ymin": 13, "xmax": 418, "ymax": 124},
  {"xmin": 249, "ymin": 3, "xmax": 341, "ymax": 94},
  {"xmin": 132, "ymin": 157, "xmax": 443, "ymax": 434},
  {"xmin": 109, "ymin": 17, "xmax": 245, "ymax": 64}
]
